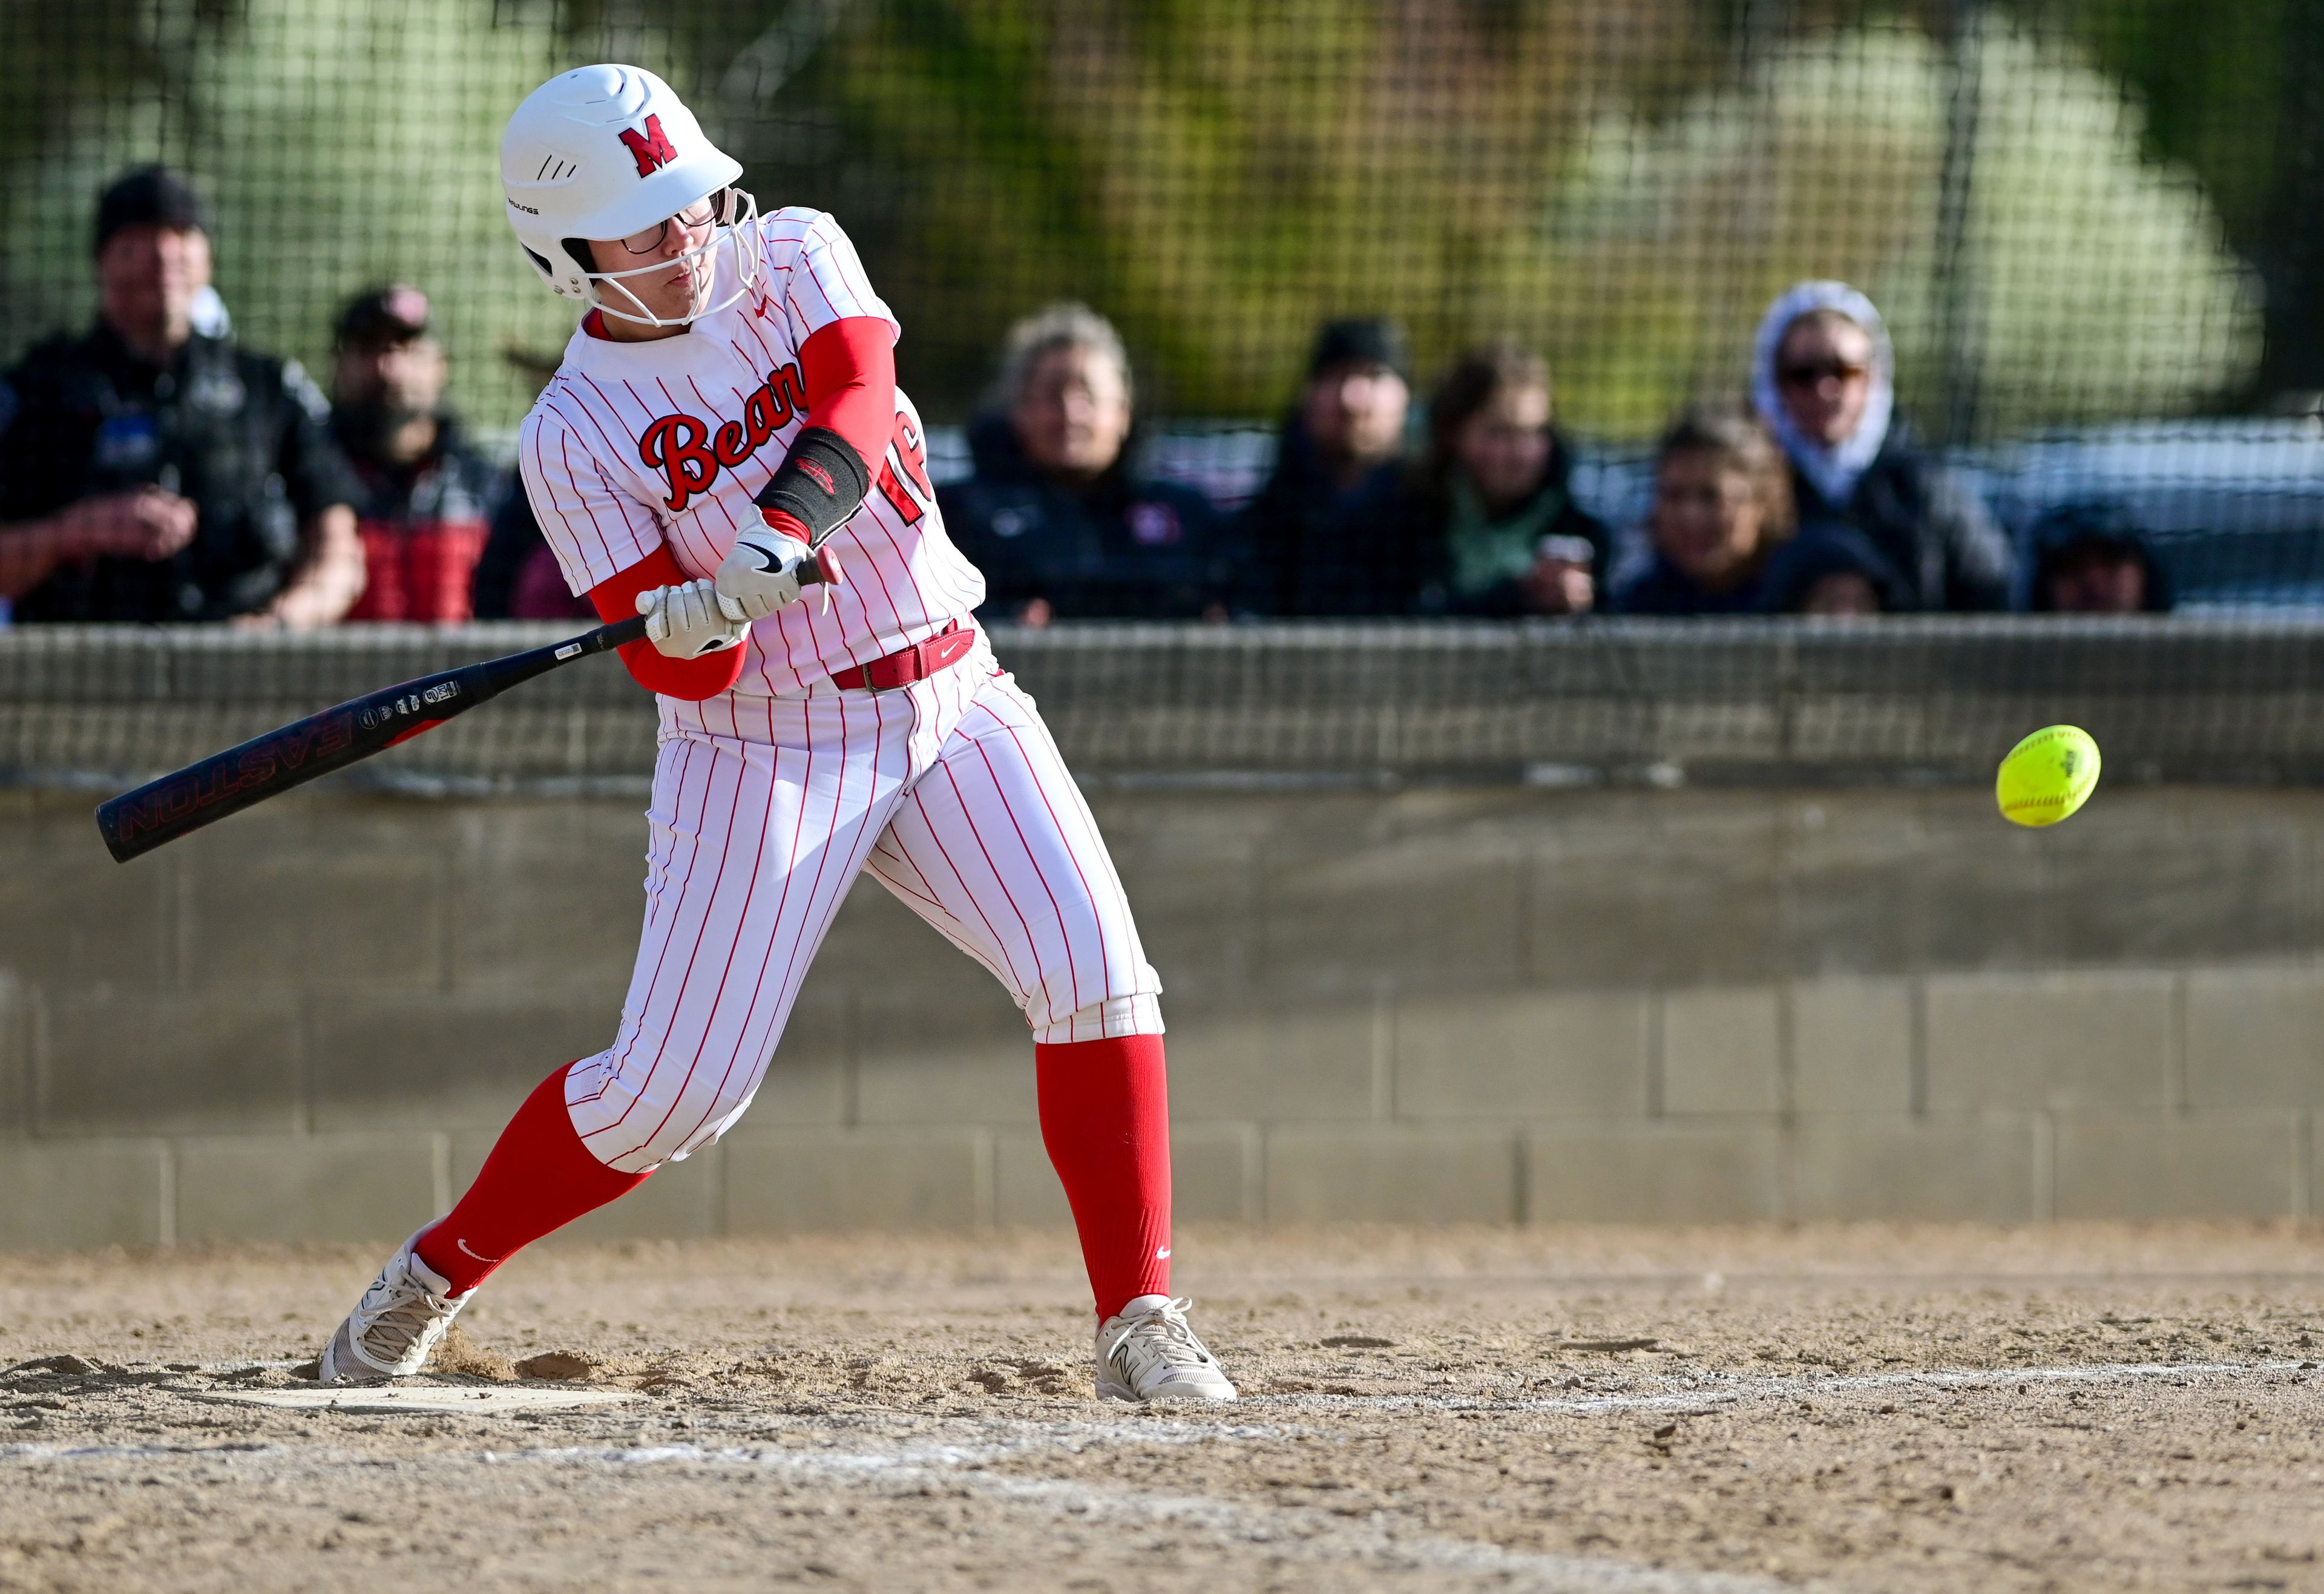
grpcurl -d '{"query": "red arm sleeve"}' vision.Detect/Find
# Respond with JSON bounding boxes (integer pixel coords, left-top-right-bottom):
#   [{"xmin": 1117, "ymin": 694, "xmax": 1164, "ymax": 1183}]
[
  {"xmin": 757, "ymin": 315, "xmax": 896, "ymax": 543},
  {"xmin": 588, "ymin": 545, "xmax": 748, "ymax": 701}
]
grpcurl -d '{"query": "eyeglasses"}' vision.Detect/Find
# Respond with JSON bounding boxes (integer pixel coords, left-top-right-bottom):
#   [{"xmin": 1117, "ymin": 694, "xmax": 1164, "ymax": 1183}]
[
  {"xmin": 1777, "ymin": 358, "xmax": 1871, "ymax": 389},
  {"xmin": 619, "ymin": 197, "xmax": 721, "ymax": 257}
]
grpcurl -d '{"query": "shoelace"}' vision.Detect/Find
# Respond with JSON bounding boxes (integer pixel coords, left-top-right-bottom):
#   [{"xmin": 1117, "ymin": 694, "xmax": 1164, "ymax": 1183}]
[
  {"xmin": 355, "ymin": 1271, "xmax": 456, "ymax": 1360},
  {"xmin": 1111, "ymin": 1297, "xmax": 1214, "ymax": 1370}
]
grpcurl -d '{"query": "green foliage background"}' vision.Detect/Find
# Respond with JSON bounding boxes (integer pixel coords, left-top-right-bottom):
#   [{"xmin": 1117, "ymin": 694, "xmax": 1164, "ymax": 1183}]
[{"xmin": 0, "ymin": 0, "xmax": 2293, "ymax": 438}]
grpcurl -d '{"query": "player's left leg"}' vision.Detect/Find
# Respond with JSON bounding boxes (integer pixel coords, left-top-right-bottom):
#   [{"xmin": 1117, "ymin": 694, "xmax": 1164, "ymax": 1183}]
[{"xmin": 863, "ymin": 655, "xmax": 1235, "ymax": 1402}]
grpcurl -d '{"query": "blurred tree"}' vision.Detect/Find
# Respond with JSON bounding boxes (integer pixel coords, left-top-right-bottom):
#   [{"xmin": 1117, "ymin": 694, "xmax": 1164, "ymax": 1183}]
[
  {"xmin": 0, "ymin": 0, "xmax": 2294, "ymax": 435},
  {"xmin": 1541, "ymin": 18, "xmax": 2260, "ymax": 436}
]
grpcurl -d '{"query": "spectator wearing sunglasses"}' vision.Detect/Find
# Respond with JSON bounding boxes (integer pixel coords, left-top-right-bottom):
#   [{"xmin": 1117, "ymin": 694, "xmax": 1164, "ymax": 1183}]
[{"xmin": 1752, "ymin": 281, "xmax": 2010, "ymax": 611}]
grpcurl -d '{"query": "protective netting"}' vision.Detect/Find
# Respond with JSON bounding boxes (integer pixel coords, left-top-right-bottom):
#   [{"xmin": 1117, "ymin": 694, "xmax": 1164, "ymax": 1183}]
[
  {"xmin": 4, "ymin": 2, "xmax": 2324, "ymax": 789},
  {"xmin": 1, "ymin": 1, "xmax": 2308, "ymax": 441},
  {"xmin": 8, "ymin": 621, "xmax": 2324, "ymax": 789}
]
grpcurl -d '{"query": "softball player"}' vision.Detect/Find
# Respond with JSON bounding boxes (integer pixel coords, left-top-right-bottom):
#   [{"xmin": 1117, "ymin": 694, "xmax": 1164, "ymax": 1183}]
[{"xmin": 317, "ymin": 64, "xmax": 1233, "ymax": 1403}]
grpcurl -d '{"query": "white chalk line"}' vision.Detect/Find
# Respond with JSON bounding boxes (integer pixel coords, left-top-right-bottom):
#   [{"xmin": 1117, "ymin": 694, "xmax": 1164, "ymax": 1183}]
[
  {"xmin": 0, "ymin": 1415, "xmax": 1780, "ymax": 1592},
  {"xmin": 501, "ymin": 1438, "xmax": 1786, "ymax": 1594},
  {"xmin": 12, "ymin": 1362, "xmax": 2314, "ymax": 1592},
  {"xmin": 1256, "ymin": 1357, "xmax": 2316, "ymax": 1417}
]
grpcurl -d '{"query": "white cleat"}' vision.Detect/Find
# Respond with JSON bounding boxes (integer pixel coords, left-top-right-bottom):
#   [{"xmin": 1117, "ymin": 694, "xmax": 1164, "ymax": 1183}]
[
  {"xmin": 1094, "ymin": 1294, "xmax": 1238, "ymax": 1403},
  {"xmin": 315, "ymin": 1228, "xmax": 474, "ymax": 1383}
]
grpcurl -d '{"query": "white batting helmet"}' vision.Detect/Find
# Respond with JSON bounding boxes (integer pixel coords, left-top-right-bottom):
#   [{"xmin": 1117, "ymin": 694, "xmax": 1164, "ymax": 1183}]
[{"xmin": 501, "ymin": 64, "xmax": 761, "ymax": 326}]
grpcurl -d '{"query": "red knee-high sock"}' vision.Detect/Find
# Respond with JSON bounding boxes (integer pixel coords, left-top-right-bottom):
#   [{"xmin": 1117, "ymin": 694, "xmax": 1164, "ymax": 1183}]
[
  {"xmin": 415, "ymin": 1062, "xmax": 651, "ymax": 1294},
  {"xmin": 1036, "ymin": 1034, "xmax": 1172, "ymax": 1320}
]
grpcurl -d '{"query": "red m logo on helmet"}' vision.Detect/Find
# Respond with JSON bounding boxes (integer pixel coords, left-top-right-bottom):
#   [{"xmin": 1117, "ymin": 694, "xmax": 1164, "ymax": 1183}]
[{"xmin": 617, "ymin": 114, "xmax": 678, "ymax": 178}]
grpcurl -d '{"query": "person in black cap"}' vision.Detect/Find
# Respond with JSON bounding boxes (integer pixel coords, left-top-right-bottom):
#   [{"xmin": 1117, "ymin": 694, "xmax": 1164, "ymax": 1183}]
[
  {"xmin": 2027, "ymin": 502, "xmax": 2173, "ymax": 614},
  {"xmin": 1237, "ymin": 318, "xmax": 1413, "ymax": 615},
  {"xmin": 330, "ymin": 285, "xmax": 498, "ymax": 622},
  {"xmin": 0, "ymin": 166, "xmax": 362, "ymax": 625}
]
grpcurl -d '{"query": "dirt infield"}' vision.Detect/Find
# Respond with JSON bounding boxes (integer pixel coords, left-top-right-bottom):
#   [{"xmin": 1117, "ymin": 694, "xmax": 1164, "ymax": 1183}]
[{"xmin": 2, "ymin": 1224, "xmax": 2321, "ymax": 1593}]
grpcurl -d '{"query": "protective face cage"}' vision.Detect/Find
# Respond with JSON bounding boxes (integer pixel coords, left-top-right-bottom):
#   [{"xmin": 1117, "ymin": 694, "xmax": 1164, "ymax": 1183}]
[{"xmin": 553, "ymin": 187, "xmax": 765, "ymax": 329}]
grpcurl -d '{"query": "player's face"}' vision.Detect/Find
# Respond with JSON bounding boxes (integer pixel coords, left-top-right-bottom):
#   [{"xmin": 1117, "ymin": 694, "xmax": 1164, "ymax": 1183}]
[
  {"xmin": 1451, "ymin": 382, "xmax": 1554, "ymax": 512},
  {"xmin": 97, "ymin": 223, "xmax": 212, "ymax": 353},
  {"xmin": 1302, "ymin": 361, "xmax": 1408, "ymax": 466},
  {"xmin": 585, "ymin": 197, "xmax": 720, "ymax": 327},
  {"xmin": 1652, "ymin": 448, "xmax": 1766, "ymax": 584},
  {"xmin": 1012, "ymin": 343, "xmax": 1132, "ymax": 480},
  {"xmin": 1775, "ymin": 317, "xmax": 1876, "ymax": 447}
]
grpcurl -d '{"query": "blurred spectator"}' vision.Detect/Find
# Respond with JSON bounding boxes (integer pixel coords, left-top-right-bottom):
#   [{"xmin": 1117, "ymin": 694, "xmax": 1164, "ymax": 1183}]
[
  {"xmin": 939, "ymin": 303, "xmax": 1235, "ymax": 625},
  {"xmin": 1326, "ymin": 343, "xmax": 1609, "ymax": 616},
  {"xmin": 1616, "ymin": 408, "xmax": 1796, "ymax": 615},
  {"xmin": 2029, "ymin": 503, "xmax": 2173, "ymax": 614},
  {"xmin": 1240, "ymin": 318, "xmax": 1412, "ymax": 615},
  {"xmin": 1757, "ymin": 523, "xmax": 1916, "ymax": 616},
  {"xmin": 1752, "ymin": 281, "xmax": 2011, "ymax": 612},
  {"xmin": 0, "ymin": 167, "xmax": 361, "ymax": 625},
  {"xmin": 332, "ymin": 286, "xmax": 494, "ymax": 622},
  {"xmin": 472, "ymin": 345, "xmax": 594, "ymax": 621},
  {"xmin": 472, "ymin": 490, "xmax": 597, "ymax": 620}
]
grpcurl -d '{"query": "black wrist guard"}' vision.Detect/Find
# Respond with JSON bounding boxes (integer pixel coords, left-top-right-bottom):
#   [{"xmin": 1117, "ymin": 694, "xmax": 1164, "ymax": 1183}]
[{"xmin": 753, "ymin": 426, "xmax": 871, "ymax": 543}]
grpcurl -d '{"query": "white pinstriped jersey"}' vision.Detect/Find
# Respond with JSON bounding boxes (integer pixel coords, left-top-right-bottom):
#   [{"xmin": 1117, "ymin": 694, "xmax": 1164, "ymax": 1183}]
[{"xmin": 517, "ymin": 207, "xmax": 986, "ymax": 730}]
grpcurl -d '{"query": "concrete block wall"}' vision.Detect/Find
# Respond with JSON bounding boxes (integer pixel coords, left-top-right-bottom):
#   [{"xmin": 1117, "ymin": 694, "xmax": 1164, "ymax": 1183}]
[{"xmin": 2, "ymin": 782, "xmax": 2320, "ymax": 1246}]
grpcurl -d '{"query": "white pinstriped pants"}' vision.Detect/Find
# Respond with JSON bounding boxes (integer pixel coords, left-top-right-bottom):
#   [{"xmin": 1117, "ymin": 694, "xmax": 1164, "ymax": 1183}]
[{"xmin": 566, "ymin": 638, "xmax": 1163, "ymax": 1174}]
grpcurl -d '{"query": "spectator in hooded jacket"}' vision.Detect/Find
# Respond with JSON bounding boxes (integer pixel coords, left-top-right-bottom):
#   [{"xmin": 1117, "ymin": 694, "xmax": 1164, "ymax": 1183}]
[
  {"xmin": 2028, "ymin": 503, "xmax": 2173, "ymax": 614},
  {"xmin": 1326, "ymin": 342, "xmax": 1609, "ymax": 617},
  {"xmin": 1617, "ymin": 407, "xmax": 1797, "ymax": 615},
  {"xmin": 1752, "ymin": 281, "xmax": 2011, "ymax": 611},
  {"xmin": 1239, "ymin": 318, "xmax": 1413, "ymax": 615},
  {"xmin": 939, "ymin": 303, "xmax": 1234, "ymax": 625}
]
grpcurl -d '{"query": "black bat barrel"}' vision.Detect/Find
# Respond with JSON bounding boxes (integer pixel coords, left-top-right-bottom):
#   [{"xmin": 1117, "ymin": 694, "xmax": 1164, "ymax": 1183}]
[{"xmin": 94, "ymin": 616, "xmax": 647, "ymax": 863}]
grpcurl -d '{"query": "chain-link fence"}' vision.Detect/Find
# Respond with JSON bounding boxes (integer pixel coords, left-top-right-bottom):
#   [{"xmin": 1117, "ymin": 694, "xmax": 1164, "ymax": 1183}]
[
  {"xmin": 1, "ymin": 0, "xmax": 2311, "ymax": 439},
  {"xmin": 3, "ymin": 0, "xmax": 2323, "ymax": 658}
]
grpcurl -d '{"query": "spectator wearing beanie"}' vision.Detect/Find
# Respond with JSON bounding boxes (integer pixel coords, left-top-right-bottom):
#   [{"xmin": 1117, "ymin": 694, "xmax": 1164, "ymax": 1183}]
[
  {"xmin": 1239, "ymin": 318, "xmax": 1413, "ymax": 615},
  {"xmin": 0, "ymin": 166, "xmax": 361, "ymax": 625},
  {"xmin": 1752, "ymin": 281, "xmax": 2011, "ymax": 612},
  {"xmin": 2028, "ymin": 503, "xmax": 2173, "ymax": 614}
]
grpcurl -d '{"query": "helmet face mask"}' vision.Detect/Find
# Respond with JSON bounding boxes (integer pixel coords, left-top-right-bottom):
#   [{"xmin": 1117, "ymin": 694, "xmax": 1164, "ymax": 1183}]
[
  {"xmin": 561, "ymin": 186, "xmax": 764, "ymax": 329},
  {"xmin": 502, "ymin": 64, "xmax": 760, "ymax": 329}
]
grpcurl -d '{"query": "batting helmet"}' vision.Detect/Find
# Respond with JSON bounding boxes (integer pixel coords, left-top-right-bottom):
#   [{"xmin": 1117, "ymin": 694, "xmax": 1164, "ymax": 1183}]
[{"xmin": 501, "ymin": 64, "xmax": 760, "ymax": 327}]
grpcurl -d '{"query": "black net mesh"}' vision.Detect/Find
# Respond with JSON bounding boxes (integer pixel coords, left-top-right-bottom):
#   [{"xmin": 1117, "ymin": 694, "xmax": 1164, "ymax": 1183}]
[
  {"xmin": 3, "ymin": 1, "xmax": 2308, "ymax": 437},
  {"xmin": 1, "ymin": 1, "xmax": 2322, "ymax": 786}
]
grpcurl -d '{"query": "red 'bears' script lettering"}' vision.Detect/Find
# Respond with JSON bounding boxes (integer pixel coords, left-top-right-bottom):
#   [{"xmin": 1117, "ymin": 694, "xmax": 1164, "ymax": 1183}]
[{"xmin": 637, "ymin": 361, "xmax": 806, "ymax": 512}]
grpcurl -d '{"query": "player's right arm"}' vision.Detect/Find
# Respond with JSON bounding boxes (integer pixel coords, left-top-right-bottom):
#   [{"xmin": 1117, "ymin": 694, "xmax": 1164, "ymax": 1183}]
[{"xmin": 517, "ymin": 402, "xmax": 746, "ymax": 699}]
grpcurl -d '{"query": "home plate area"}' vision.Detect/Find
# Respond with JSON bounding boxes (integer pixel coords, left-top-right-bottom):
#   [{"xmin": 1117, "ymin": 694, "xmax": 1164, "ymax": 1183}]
[{"xmin": 1, "ymin": 1226, "xmax": 2320, "ymax": 1593}]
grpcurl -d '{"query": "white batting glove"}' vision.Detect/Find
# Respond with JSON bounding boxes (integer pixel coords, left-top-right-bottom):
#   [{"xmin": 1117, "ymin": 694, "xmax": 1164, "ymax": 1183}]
[
  {"xmin": 636, "ymin": 579, "xmax": 750, "ymax": 659},
  {"xmin": 715, "ymin": 525, "xmax": 815, "ymax": 622}
]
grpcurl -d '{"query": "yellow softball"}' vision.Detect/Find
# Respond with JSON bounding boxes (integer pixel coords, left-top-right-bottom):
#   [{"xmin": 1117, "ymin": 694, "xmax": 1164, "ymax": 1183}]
[{"xmin": 1996, "ymin": 724, "xmax": 2101, "ymax": 827}]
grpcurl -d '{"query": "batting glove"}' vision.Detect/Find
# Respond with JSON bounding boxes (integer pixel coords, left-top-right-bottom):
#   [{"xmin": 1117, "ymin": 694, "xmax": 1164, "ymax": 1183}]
[
  {"xmin": 637, "ymin": 579, "xmax": 751, "ymax": 659},
  {"xmin": 716, "ymin": 522, "xmax": 816, "ymax": 622},
  {"xmin": 718, "ymin": 508, "xmax": 847, "ymax": 620}
]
